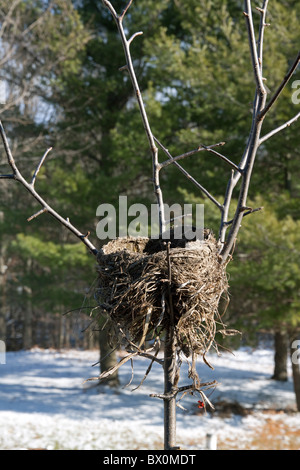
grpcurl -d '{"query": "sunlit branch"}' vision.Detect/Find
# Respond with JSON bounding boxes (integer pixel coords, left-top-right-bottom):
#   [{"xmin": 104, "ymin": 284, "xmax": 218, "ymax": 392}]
[
  {"xmin": 258, "ymin": 50, "xmax": 300, "ymax": 120},
  {"xmin": 259, "ymin": 111, "xmax": 300, "ymax": 145},
  {"xmin": 243, "ymin": 0, "xmax": 267, "ymax": 97},
  {"xmin": 102, "ymin": 0, "xmax": 166, "ymax": 234},
  {"xmin": 154, "ymin": 137, "xmax": 223, "ymax": 210},
  {"xmin": 0, "ymin": 121, "xmax": 98, "ymax": 256},
  {"xmin": 31, "ymin": 147, "xmax": 52, "ymax": 187}
]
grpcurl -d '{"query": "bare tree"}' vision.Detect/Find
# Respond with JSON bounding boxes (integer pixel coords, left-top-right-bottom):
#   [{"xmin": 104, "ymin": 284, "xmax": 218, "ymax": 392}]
[
  {"xmin": 0, "ymin": 0, "xmax": 299, "ymax": 451},
  {"xmin": 100, "ymin": 0, "xmax": 299, "ymax": 449}
]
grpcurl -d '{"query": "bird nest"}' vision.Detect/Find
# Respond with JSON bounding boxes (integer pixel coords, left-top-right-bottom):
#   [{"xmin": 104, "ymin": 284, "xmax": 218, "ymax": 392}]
[{"xmin": 96, "ymin": 229, "xmax": 231, "ymax": 361}]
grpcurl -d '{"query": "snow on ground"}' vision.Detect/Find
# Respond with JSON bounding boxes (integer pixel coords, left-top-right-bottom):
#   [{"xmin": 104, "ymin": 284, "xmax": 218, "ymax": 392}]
[{"xmin": 0, "ymin": 346, "xmax": 299, "ymax": 450}]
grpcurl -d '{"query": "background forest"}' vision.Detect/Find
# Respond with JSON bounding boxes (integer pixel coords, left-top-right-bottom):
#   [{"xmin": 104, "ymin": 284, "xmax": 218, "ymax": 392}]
[{"xmin": 0, "ymin": 0, "xmax": 299, "ymax": 394}]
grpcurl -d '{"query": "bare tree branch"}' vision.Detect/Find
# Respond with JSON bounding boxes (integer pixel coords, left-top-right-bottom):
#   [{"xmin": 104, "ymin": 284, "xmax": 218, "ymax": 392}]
[
  {"xmin": 256, "ymin": 0, "xmax": 269, "ymax": 73},
  {"xmin": 201, "ymin": 144, "xmax": 242, "ymax": 173},
  {"xmin": 31, "ymin": 147, "xmax": 52, "ymax": 187},
  {"xmin": 158, "ymin": 141, "xmax": 228, "ymax": 169},
  {"xmin": 224, "ymin": 206, "xmax": 264, "ymax": 227},
  {"xmin": 0, "ymin": 173, "xmax": 14, "ymax": 179},
  {"xmin": 243, "ymin": 1, "xmax": 267, "ymax": 97},
  {"xmin": 219, "ymin": 0, "xmax": 269, "ymax": 261},
  {"xmin": 0, "ymin": 121, "xmax": 98, "ymax": 256},
  {"xmin": 27, "ymin": 207, "xmax": 47, "ymax": 222},
  {"xmin": 259, "ymin": 112, "xmax": 300, "ymax": 145},
  {"xmin": 128, "ymin": 31, "xmax": 143, "ymax": 46},
  {"xmin": 119, "ymin": 0, "xmax": 134, "ymax": 23},
  {"xmin": 102, "ymin": 0, "xmax": 166, "ymax": 234},
  {"xmin": 259, "ymin": 50, "xmax": 300, "ymax": 120},
  {"xmin": 154, "ymin": 137, "xmax": 223, "ymax": 210},
  {"xmin": 0, "ymin": 0, "xmax": 22, "ymax": 41},
  {"xmin": 99, "ymin": 0, "xmax": 299, "ymax": 452},
  {"xmin": 219, "ymin": 3, "xmax": 299, "ymax": 262},
  {"xmin": 102, "ymin": 0, "xmax": 299, "ymax": 267}
]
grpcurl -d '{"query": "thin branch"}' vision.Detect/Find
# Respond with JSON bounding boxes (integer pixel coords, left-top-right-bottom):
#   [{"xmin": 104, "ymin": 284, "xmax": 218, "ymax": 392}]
[
  {"xmin": 0, "ymin": 120, "xmax": 98, "ymax": 256},
  {"xmin": 102, "ymin": 0, "xmax": 117, "ymax": 19},
  {"xmin": 202, "ymin": 144, "xmax": 242, "ymax": 173},
  {"xmin": 84, "ymin": 351, "xmax": 139, "ymax": 382},
  {"xmin": 103, "ymin": 0, "xmax": 165, "ymax": 234},
  {"xmin": 219, "ymin": 124, "xmax": 264, "ymax": 262},
  {"xmin": 159, "ymin": 141, "xmax": 234, "ymax": 170},
  {"xmin": 0, "ymin": 121, "xmax": 19, "ymax": 175},
  {"xmin": 154, "ymin": 137, "xmax": 223, "ymax": 210},
  {"xmin": 0, "ymin": 0, "xmax": 22, "ymax": 41},
  {"xmin": 219, "ymin": 169, "xmax": 235, "ymax": 244},
  {"xmin": 165, "ymin": 212, "xmax": 192, "ymax": 227},
  {"xmin": 0, "ymin": 174, "xmax": 14, "ymax": 179},
  {"xmin": 259, "ymin": 112, "xmax": 300, "ymax": 145},
  {"xmin": 128, "ymin": 31, "xmax": 143, "ymax": 46},
  {"xmin": 224, "ymin": 206, "xmax": 263, "ymax": 226},
  {"xmin": 27, "ymin": 207, "xmax": 47, "ymax": 222},
  {"xmin": 256, "ymin": 0, "xmax": 269, "ymax": 74},
  {"xmin": 243, "ymin": 1, "xmax": 267, "ymax": 97},
  {"xmin": 119, "ymin": 0, "xmax": 134, "ymax": 22},
  {"xmin": 258, "ymin": 50, "xmax": 300, "ymax": 120},
  {"xmin": 131, "ymin": 343, "xmax": 161, "ymax": 391},
  {"xmin": 219, "ymin": 0, "xmax": 269, "ymax": 262},
  {"xmin": 31, "ymin": 147, "xmax": 52, "ymax": 187}
]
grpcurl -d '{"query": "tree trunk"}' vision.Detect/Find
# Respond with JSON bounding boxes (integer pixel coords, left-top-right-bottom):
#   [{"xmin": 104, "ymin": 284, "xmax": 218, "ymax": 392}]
[
  {"xmin": 163, "ymin": 325, "xmax": 178, "ymax": 450},
  {"xmin": 99, "ymin": 320, "xmax": 120, "ymax": 387},
  {"xmin": 23, "ymin": 286, "xmax": 33, "ymax": 350},
  {"xmin": 272, "ymin": 331, "xmax": 288, "ymax": 381},
  {"xmin": 290, "ymin": 336, "xmax": 300, "ymax": 411}
]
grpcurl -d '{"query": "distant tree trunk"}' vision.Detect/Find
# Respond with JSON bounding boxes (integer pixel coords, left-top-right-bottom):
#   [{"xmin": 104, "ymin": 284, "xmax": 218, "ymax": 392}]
[
  {"xmin": 65, "ymin": 317, "xmax": 71, "ymax": 348},
  {"xmin": 272, "ymin": 331, "xmax": 288, "ymax": 381},
  {"xmin": 290, "ymin": 335, "xmax": 300, "ymax": 412},
  {"xmin": 58, "ymin": 312, "xmax": 64, "ymax": 349},
  {"xmin": 23, "ymin": 286, "xmax": 33, "ymax": 350},
  {"xmin": 0, "ymin": 243, "xmax": 7, "ymax": 343},
  {"xmin": 98, "ymin": 318, "xmax": 120, "ymax": 387}
]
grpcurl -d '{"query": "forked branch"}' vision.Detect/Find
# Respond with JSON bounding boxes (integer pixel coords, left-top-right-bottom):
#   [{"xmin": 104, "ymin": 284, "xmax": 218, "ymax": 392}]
[
  {"xmin": 154, "ymin": 136, "xmax": 223, "ymax": 210},
  {"xmin": 100, "ymin": 0, "xmax": 299, "ymax": 453},
  {"xmin": 259, "ymin": 50, "xmax": 300, "ymax": 120},
  {"xmin": 219, "ymin": 1, "xmax": 300, "ymax": 263},
  {"xmin": 0, "ymin": 121, "xmax": 98, "ymax": 256},
  {"xmin": 102, "ymin": 0, "xmax": 235, "ymax": 228},
  {"xmin": 103, "ymin": 0, "xmax": 299, "ymax": 264},
  {"xmin": 102, "ymin": 0, "xmax": 165, "ymax": 234}
]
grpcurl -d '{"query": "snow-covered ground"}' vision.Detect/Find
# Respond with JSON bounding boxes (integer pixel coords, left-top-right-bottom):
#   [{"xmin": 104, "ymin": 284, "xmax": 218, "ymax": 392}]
[{"xmin": 0, "ymin": 346, "xmax": 299, "ymax": 450}]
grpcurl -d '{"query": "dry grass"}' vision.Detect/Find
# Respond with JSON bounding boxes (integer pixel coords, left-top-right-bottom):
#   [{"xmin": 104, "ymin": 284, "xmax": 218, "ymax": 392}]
[
  {"xmin": 192, "ymin": 403, "xmax": 300, "ymax": 450},
  {"xmin": 218, "ymin": 416, "xmax": 300, "ymax": 450},
  {"xmin": 131, "ymin": 412, "xmax": 300, "ymax": 450}
]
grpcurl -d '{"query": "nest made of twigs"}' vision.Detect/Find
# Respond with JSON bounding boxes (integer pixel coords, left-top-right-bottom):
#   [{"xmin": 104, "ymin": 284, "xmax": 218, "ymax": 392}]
[{"xmin": 96, "ymin": 228, "xmax": 231, "ymax": 360}]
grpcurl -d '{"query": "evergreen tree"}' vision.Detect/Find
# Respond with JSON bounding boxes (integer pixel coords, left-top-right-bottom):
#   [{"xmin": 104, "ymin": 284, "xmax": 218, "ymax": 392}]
[{"xmin": 0, "ymin": 0, "xmax": 92, "ymax": 348}]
